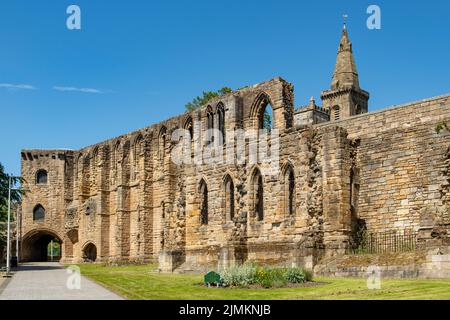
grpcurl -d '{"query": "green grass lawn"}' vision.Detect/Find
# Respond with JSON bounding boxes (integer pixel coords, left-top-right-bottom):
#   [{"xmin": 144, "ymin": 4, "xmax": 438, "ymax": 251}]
[{"xmin": 78, "ymin": 264, "xmax": 450, "ymax": 300}]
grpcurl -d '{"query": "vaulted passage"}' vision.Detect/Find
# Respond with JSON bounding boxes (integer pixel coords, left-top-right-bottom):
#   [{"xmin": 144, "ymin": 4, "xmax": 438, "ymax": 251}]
[{"xmin": 21, "ymin": 230, "xmax": 62, "ymax": 262}]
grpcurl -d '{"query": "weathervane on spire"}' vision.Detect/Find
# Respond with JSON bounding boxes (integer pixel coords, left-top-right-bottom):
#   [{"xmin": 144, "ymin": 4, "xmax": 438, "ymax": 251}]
[{"xmin": 343, "ymin": 14, "xmax": 348, "ymax": 29}]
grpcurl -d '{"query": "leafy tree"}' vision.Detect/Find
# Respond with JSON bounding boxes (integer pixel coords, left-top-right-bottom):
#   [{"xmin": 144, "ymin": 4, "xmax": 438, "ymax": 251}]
[
  {"xmin": 185, "ymin": 87, "xmax": 233, "ymax": 111},
  {"xmin": 263, "ymin": 111, "xmax": 272, "ymax": 131},
  {"xmin": 47, "ymin": 241, "xmax": 61, "ymax": 257},
  {"xmin": 0, "ymin": 163, "xmax": 22, "ymax": 251}
]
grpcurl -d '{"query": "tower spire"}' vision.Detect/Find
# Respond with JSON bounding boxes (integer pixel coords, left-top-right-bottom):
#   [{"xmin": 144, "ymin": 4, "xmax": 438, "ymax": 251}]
[
  {"xmin": 321, "ymin": 20, "xmax": 370, "ymax": 120},
  {"xmin": 331, "ymin": 20, "xmax": 360, "ymax": 90}
]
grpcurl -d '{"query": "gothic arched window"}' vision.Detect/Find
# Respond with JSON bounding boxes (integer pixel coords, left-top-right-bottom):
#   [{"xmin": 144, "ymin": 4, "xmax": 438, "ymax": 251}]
[
  {"xmin": 159, "ymin": 126, "xmax": 167, "ymax": 161},
  {"xmin": 217, "ymin": 103, "xmax": 225, "ymax": 143},
  {"xmin": 184, "ymin": 117, "xmax": 194, "ymax": 155},
  {"xmin": 91, "ymin": 147, "xmax": 99, "ymax": 182},
  {"xmin": 184, "ymin": 117, "xmax": 193, "ymax": 142},
  {"xmin": 206, "ymin": 106, "xmax": 214, "ymax": 144},
  {"xmin": 92, "ymin": 147, "xmax": 99, "ymax": 166},
  {"xmin": 33, "ymin": 204, "xmax": 45, "ymax": 221},
  {"xmin": 251, "ymin": 169, "xmax": 264, "ymax": 221},
  {"xmin": 253, "ymin": 94, "xmax": 274, "ymax": 132},
  {"xmin": 113, "ymin": 141, "xmax": 121, "ymax": 171},
  {"xmin": 284, "ymin": 165, "xmax": 295, "ymax": 216},
  {"xmin": 133, "ymin": 135, "xmax": 143, "ymax": 180},
  {"xmin": 258, "ymin": 103, "xmax": 273, "ymax": 132},
  {"xmin": 199, "ymin": 179, "xmax": 208, "ymax": 225},
  {"xmin": 224, "ymin": 175, "xmax": 235, "ymax": 221},
  {"xmin": 134, "ymin": 135, "xmax": 143, "ymax": 162}
]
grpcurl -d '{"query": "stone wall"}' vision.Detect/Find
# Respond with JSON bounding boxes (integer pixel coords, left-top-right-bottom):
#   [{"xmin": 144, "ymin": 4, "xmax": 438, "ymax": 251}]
[
  {"xmin": 317, "ymin": 95, "xmax": 450, "ymax": 242},
  {"xmin": 19, "ymin": 77, "xmax": 450, "ymax": 273}
]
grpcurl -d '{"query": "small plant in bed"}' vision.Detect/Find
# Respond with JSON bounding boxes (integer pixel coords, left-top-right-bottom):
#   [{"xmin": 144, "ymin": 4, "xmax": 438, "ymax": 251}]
[{"xmin": 213, "ymin": 263, "xmax": 314, "ymax": 289}]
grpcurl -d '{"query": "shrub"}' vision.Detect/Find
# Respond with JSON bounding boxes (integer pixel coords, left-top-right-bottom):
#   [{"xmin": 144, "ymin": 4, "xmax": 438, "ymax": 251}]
[
  {"xmin": 218, "ymin": 264, "xmax": 313, "ymax": 288},
  {"xmin": 254, "ymin": 267, "xmax": 287, "ymax": 288},
  {"xmin": 219, "ymin": 262, "xmax": 257, "ymax": 287},
  {"xmin": 284, "ymin": 268, "xmax": 306, "ymax": 284},
  {"xmin": 303, "ymin": 269, "xmax": 314, "ymax": 282}
]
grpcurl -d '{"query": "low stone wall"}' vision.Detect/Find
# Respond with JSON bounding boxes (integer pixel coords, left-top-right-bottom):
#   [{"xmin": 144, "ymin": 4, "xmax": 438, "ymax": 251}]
[{"xmin": 315, "ymin": 246, "xmax": 450, "ymax": 279}]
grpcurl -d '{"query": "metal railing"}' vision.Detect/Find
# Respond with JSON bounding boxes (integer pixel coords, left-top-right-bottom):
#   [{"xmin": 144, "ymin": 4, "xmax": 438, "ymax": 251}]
[{"xmin": 347, "ymin": 231, "xmax": 417, "ymax": 255}]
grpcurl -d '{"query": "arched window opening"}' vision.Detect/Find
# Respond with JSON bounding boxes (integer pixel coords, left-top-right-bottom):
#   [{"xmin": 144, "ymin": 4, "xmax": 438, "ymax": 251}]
[
  {"xmin": 81, "ymin": 156, "xmax": 91, "ymax": 197},
  {"xmin": 224, "ymin": 175, "xmax": 235, "ymax": 221},
  {"xmin": 217, "ymin": 104, "xmax": 225, "ymax": 144},
  {"xmin": 113, "ymin": 141, "xmax": 121, "ymax": 171},
  {"xmin": 258, "ymin": 103, "xmax": 274, "ymax": 132},
  {"xmin": 91, "ymin": 147, "xmax": 99, "ymax": 186},
  {"xmin": 121, "ymin": 140, "xmax": 131, "ymax": 184},
  {"xmin": 184, "ymin": 118, "xmax": 194, "ymax": 142},
  {"xmin": 184, "ymin": 117, "xmax": 194, "ymax": 156},
  {"xmin": 251, "ymin": 169, "xmax": 264, "ymax": 221},
  {"xmin": 76, "ymin": 154, "xmax": 83, "ymax": 178},
  {"xmin": 284, "ymin": 166, "xmax": 295, "ymax": 216},
  {"xmin": 199, "ymin": 179, "xmax": 208, "ymax": 225},
  {"xmin": 33, "ymin": 204, "xmax": 45, "ymax": 221},
  {"xmin": 134, "ymin": 136, "xmax": 143, "ymax": 163},
  {"xmin": 92, "ymin": 147, "xmax": 99, "ymax": 166},
  {"xmin": 206, "ymin": 106, "xmax": 214, "ymax": 144},
  {"xmin": 159, "ymin": 127, "xmax": 167, "ymax": 161},
  {"xmin": 133, "ymin": 136, "xmax": 143, "ymax": 180},
  {"xmin": 36, "ymin": 170, "xmax": 48, "ymax": 184}
]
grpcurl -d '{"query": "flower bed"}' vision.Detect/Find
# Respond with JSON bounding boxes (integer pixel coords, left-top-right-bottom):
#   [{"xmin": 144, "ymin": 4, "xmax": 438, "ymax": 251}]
[{"xmin": 206, "ymin": 263, "xmax": 314, "ymax": 289}]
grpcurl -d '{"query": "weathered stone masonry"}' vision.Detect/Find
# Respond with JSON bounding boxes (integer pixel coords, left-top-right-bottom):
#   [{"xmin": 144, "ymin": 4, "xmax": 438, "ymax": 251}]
[{"xmin": 19, "ymin": 26, "xmax": 450, "ymax": 273}]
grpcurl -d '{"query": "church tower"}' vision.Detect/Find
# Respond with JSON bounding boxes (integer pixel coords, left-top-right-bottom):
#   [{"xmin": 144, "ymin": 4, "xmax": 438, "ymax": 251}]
[{"xmin": 321, "ymin": 23, "xmax": 370, "ymax": 121}]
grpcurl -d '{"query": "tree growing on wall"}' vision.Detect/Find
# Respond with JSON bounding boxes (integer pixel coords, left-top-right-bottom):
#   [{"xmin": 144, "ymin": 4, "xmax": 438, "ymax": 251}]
[
  {"xmin": 185, "ymin": 87, "xmax": 274, "ymax": 131},
  {"xmin": 185, "ymin": 87, "xmax": 233, "ymax": 111},
  {"xmin": 436, "ymin": 122, "xmax": 450, "ymax": 134}
]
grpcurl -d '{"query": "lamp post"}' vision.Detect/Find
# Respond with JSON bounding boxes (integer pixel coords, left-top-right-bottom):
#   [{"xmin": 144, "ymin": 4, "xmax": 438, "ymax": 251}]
[
  {"xmin": 6, "ymin": 176, "xmax": 12, "ymax": 275},
  {"xmin": 15, "ymin": 204, "xmax": 20, "ymax": 264}
]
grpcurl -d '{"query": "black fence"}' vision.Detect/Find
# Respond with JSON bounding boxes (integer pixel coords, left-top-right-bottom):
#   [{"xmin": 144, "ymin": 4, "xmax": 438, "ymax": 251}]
[{"xmin": 347, "ymin": 231, "xmax": 417, "ymax": 255}]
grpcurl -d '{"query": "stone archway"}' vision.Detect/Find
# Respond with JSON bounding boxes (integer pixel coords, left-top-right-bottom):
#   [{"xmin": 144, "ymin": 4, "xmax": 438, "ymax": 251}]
[
  {"xmin": 22, "ymin": 229, "xmax": 62, "ymax": 262},
  {"xmin": 82, "ymin": 243, "xmax": 97, "ymax": 262}
]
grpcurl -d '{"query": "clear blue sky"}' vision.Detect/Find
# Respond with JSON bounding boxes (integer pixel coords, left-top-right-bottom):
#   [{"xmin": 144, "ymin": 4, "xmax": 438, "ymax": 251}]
[{"xmin": 1, "ymin": 0, "xmax": 449, "ymax": 176}]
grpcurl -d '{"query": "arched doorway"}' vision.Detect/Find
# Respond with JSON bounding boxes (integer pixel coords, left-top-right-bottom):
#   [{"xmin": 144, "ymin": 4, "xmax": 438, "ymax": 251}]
[
  {"xmin": 22, "ymin": 229, "xmax": 62, "ymax": 262},
  {"xmin": 83, "ymin": 243, "xmax": 97, "ymax": 262}
]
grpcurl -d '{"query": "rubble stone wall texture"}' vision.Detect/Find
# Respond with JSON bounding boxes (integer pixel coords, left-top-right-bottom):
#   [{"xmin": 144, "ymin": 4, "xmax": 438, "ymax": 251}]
[
  {"xmin": 19, "ymin": 27, "xmax": 450, "ymax": 274},
  {"xmin": 19, "ymin": 88, "xmax": 450, "ymax": 272},
  {"xmin": 318, "ymin": 95, "xmax": 450, "ymax": 242}
]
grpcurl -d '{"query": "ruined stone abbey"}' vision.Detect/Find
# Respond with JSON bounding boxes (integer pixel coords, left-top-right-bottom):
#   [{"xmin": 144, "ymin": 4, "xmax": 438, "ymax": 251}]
[{"xmin": 19, "ymin": 26, "xmax": 450, "ymax": 274}]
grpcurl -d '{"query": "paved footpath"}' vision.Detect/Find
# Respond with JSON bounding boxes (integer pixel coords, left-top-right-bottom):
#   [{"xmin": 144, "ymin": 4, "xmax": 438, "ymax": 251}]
[{"xmin": 0, "ymin": 262, "xmax": 123, "ymax": 300}]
